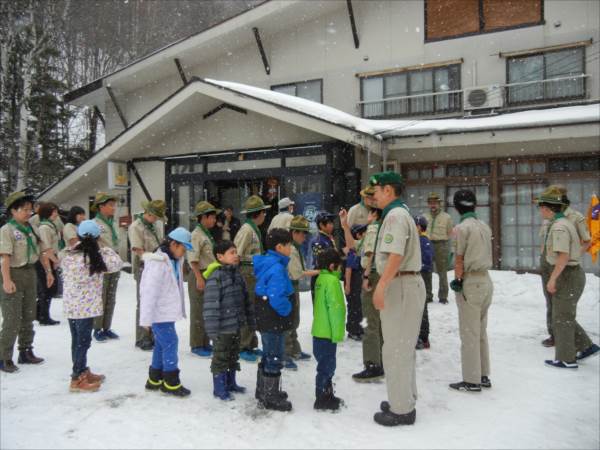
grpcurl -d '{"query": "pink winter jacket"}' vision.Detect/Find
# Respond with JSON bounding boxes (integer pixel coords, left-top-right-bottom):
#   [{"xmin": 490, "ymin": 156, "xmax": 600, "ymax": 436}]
[
  {"xmin": 139, "ymin": 249, "xmax": 186, "ymax": 326},
  {"xmin": 60, "ymin": 247, "xmax": 123, "ymax": 319}
]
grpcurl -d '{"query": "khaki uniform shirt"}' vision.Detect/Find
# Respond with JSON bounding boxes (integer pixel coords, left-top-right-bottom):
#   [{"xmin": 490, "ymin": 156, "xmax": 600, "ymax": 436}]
[
  {"xmin": 375, "ymin": 206, "xmax": 422, "ymax": 274},
  {"xmin": 0, "ymin": 222, "xmax": 40, "ymax": 267},
  {"xmin": 347, "ymin": 202, "xmax": 369, "ymax": 227},
  {"xmin": 63, "ymin": 223, "xmax": 78, "ymax": 246},
  {"xmin": 94, "ymin": 216, "xmax": 119, "ymax": 250},
  {"xmin": 424, "ymin": 210, "xmax": 453, "ymax": 241},
  {"xmin": 545, "ymin": 217, "xmax": 581, "ymax": 266},
  {"xmin": 455, "ymin": 217, "xmax": 493, "ymax": 273},
  {"xmin": 539, "ymin": 207, "xmax": 591, "ymax": 245},
  {"xmin": 38, "ymin": 222, "xmax": 60, "ymax": 254},
  {"xmin": 268, "ymin": 212, "xmax": 293, "ymax": 232},
  {"xmin": 28, "ymin": 214, "xmax": 40, "ymax": 234},
  {"xmin": 234, "ymin": 223, "xmax": 261, "ymax": 264},
  {"xmin": 288, "ymin": 245, "xmax": 304, "ymax": 281},
  {"xmin": 129, "ymin": 218, "xmax": 163, "ymax": 274},
  {"xmin": 361, "ymin": 222, "xmax": 379, "ymax": 269},
  {"xmin": 53, "ymin": 216, "xmax": 65, "ymax": 234},
  {"xmin": 187, "ymin": 226, "xmax": 215, "ymax": 270}
]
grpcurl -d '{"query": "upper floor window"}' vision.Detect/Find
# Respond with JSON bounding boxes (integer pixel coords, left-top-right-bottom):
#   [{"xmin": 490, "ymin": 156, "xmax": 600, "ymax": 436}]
[
  {"xmin": 271, "ymin": 79, "xmax": 322, "ymax": 103},
  {"xmin": 506, "ymin": 47, "xmax": 586, "ymax": 105},
  {"xmin": 360, "ymin": 64, "xmax": 461, "ymax": 118},
  {"xmin": 425, "ymin": 0, "xmax": 543, "ymax": 42}
]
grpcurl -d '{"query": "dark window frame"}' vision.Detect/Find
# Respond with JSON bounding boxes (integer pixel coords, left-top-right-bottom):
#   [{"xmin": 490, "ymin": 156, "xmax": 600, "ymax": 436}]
[
  {"xmin": 270, "ymin": 78, "xmax": 324, "ymax": 104},
  {"xmin": 505, "ymin": 46, "xmax": 587, "ymax": 106},
  {"xmin": 424, "ymin": 0, "xmax": 545, "ymax": 43},
  {"xmin": 359, "ymin": 64, "xmax": 462, "ymax": 119}
]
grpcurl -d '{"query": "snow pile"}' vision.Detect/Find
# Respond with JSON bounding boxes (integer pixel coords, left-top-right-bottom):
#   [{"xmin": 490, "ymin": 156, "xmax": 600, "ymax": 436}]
[
  {"xmin": 205, "ymin": 78, "xmax": 600, "ymax": 139},
  {"xmin": 1, "ymin": 270, "xmax": 599, "ymax": 449}
]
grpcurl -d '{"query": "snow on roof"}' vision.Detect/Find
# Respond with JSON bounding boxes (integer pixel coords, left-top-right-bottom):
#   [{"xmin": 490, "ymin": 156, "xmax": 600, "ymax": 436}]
[{"xmin": 206, "ymin": 78, "xmax": 600, "ymax": 139}]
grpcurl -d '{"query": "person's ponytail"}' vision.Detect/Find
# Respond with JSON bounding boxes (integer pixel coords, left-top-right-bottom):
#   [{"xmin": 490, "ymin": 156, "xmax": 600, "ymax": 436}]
[{"xmin": 76, "ymin": 236, "xmax": 108, "ymax": 276}]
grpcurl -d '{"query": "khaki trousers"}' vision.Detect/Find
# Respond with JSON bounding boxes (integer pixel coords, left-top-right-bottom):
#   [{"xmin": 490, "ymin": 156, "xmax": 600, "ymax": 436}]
[
  {"xmin": 380, "ymin": 274, "xmax": 425, "ymax": 415},
  {"xmin": 432, "ymin": 240, "xmax": 449, "ymax": 301},
  {"xmin": 94, "ymin": 271, "xmax": 120, "ymax": 331},
  {"xmin": 361, "ymin": 272, "xmax": 382, "ymax": 366},
  {"xmin": 135, "ymin": 264, "xmax": 153, "ymax": 343},
  {"xmin": 240, "ymin": 265, "xmax": 258, "ymax": 351},
  {"xmin": 455, "ymin": 272, "xmax": 493, "ymax": 384},
  {"xmin": 187, "ymin": 271, "xmax": 211, "ymax": 349}
]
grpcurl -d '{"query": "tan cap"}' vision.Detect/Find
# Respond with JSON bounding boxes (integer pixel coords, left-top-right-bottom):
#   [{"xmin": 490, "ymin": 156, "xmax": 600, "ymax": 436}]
[
  {"xmin": 240, "ymin": 195, "xmax": 271, "ymax": 214},
  {"xmin": 194, "ymin": 201, "xmax": 221, "ymax": 216},
  {"xmin": 4, "ymin": 191, "xmax": 35, "ymax": 211}
]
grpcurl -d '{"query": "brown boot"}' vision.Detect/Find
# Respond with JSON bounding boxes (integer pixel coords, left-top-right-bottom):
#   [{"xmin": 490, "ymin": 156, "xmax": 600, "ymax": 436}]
[
  {"xmin": 0, "ymin": 360, "xmax": 19, "ymax": 373},
  {"xmin": 70, "ymin": 374, "xmax": 100, "ymax": 393},
  {"xmin": 541, "ymin": 336, "xmax": 555, "ymax": 347},
  {"xmin": 83, "ymin": 368, "xmax": 106, "ymax": 384},
  {"xmin": 17, "ymin": 348, "xmax": 44, "ymax": 365}
]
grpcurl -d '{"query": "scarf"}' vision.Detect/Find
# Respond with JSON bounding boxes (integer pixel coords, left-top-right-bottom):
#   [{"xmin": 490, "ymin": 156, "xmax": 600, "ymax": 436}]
[
  {"xmin": 95, "ymin": 213, "xmax": 119, "ymax": 247},
  {"xmin": 460, "ymin": 212, "xmax": 478, "ymax": 223},
  {"xmin": 9, "ymin": 219, "xmax": 38, "ymax": 263},
  {"xmin": 135, "ymin": 213, "xmax": 160, "ymax": 247},
  {"xmin": 293, "ymin": 242, "xmax": 305, "ymax": 271}
]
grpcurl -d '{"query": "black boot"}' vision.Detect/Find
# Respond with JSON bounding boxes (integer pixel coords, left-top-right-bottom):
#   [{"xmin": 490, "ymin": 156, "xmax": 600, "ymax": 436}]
[
  {"xmin": 255, "ymin": 363, "xmax": 287, "ymax": 400},
  {"xmin": 258, "ymin": 371, "xmax": 292, "ymax": 412},
  {"xmin": 145, "ymin": 366, "xmax": 162, "ymax": 391},
  {"xmin": 17, "ymin": 348, "xmax": 44, "ymax": 365},
  {"xmin": 160, "ymin": 369, "xmax": 191, "ymax": 397},
  {"xmin": 374, "ymin": 408, "xmax": 416, "ymax": 426},
  {"xmin": 352, "ymin": 363, "xmax": 384, "ymax": 383},
  {"xmin": 314, "ymin": 382, "xmax": 343, "ymax": 411}
]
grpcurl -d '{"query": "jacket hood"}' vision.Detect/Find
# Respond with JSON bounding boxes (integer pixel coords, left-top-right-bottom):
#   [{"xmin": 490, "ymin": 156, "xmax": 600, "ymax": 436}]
[
  {"xmin": 203, "ymin": 261, "xmax": 222, "ymax": 279},
  {"xmin": 253, "ymin": 250, "xmax": 290, "ymax": 278},
  {"xmin": 319, "ymin": 269, "xmax": 342, "ymax": 279}
]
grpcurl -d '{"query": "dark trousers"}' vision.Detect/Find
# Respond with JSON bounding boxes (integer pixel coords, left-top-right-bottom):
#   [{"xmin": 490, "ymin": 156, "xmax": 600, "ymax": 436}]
[
  {"xmin": 68, "ymin": 318, "xmax": 94, "ymax": 379},
  {"xmin": 151, "ymin": 322, "xmax": 179, "ymax": 372},
  {"xmin": 419, "ymin": 272, "xmax": 431, "ymax": 342},
  {"xmin": 260, "ymin": 331, "xmax": 285, "ymax": 375},
  {"xmin": 211, "ymin": 333, "xmax": 241, "ymax": 374},
  {"xmin": 285, "ymin": 287, "xmax": 302, "ymax": 357},
  {"xmin": 346, "ymin": 268, "xmax": 364, "ymax": 336},
  {"xmin": 313, "ymin": 337, "xmax": 337, "ymax": 395},
  {"xmin": 35, "ymin": 261, "xmax": 58, "ymax": 321},
  {"xmin": 422, "ymin": 270, "xmax": 433, "ymax": 303}
]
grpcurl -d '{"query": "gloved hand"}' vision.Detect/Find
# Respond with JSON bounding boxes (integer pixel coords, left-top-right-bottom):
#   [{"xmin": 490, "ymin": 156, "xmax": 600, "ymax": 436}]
[{"xmin": 450, "ymin": 278, "xmax": 463, "ymax": 292}]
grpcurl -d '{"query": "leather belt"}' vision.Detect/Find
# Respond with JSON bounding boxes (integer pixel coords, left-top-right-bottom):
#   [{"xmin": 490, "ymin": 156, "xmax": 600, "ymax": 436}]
[
  {"xmin": 396, "ymin": 271, "xmax": 420, "ymax": 277},
  {"xmin": 464, "ymin": 270, "xmax": 488, "ymax": 276}
]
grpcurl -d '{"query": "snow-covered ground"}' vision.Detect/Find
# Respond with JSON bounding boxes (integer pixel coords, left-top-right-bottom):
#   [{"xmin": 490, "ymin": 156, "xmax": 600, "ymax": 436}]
[{"xmin": 1, "ymin": 270, "xmax": 599, "ymax": 449}]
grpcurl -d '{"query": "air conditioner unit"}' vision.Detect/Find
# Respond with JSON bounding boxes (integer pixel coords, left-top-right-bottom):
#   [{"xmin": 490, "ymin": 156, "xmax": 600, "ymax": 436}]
[{"xmin": 463, "ymin": 85, "xmax": 503, "ymax": 112}]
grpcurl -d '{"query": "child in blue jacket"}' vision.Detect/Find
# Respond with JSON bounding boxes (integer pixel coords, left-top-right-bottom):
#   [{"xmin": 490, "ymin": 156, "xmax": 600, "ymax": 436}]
[
  {"xmin": 253, "ymin": 228, "xmax": 294, "ymax": 412},
  {"xmin": 415, "ymin": 216, "xmax": 433, "ymax": 350}
]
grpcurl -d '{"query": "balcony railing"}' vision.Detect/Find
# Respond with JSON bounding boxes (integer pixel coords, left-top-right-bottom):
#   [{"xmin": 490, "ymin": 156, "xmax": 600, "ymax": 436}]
[{"xmin": 357, "ymin": 74, "xmax": 590, "ymax": 118}]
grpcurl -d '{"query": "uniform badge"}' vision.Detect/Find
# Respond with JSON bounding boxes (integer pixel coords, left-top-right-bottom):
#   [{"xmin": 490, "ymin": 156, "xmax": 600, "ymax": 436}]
[
  {"xmin": 384, "ymin": 234, "xmax": 394, "ymax": 244},
  {"xmin": 14, "ymin": 230, "xmax": 24, "ymax": 241}
]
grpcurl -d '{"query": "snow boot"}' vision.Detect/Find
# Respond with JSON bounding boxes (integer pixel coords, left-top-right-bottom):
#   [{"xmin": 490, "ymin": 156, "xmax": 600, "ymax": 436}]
[
  {"xmin": 83, "ymin": 368, "xmax": 105, "ymax": 384},
  {"xmin": 226, "ymin": 369, "xmax": 246, "ymax": 394},
  {"xmin": 17, "ymin": 348, "xmax": 44, "ymax": 365},
  {"xmin": 160, "ymin": 369, "xmax": 191, "ymax": 397},
  {"xmin": 145, "ymin": 366, "xmax": 163, "ymax": 391},
  {"xmin": 374, "ymin": 408, "xmax": 416, "ymax": 426},
  {"xmin": 0, "ymin": 360, "xmax": 19, "ymax": 373},
  {"xmin": 255, "ymin": 363, "xmax": 287, "ymax": 400},
  {"xmin": 577, "ymin": 343, "xmax": 600, "ymax": 361},
  {"xmin": 352, "ymin": 363, "xmax": 384, "ymax": 383},
  {"xmin": 213, "ymin": 372, "xmax": 233, "ymax": 401},
  {"xmin": 449, "ymin": 381, "xmax": 482, "ymax": 392},
  {"xmin": 314, "ymin": 382, "xmax": 343, "ymax": 411},
  {"xmin": 258, "ymin": 371, "xmax": 292, "ymax": 412},
  {"xmin": 70, "ymin": 373, "xmax": 100, "ymax": 393}
]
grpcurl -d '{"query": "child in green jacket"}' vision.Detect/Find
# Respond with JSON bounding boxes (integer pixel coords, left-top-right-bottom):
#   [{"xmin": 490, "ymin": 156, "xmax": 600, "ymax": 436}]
[{"xmin": 312, "ymin": 247, "xmax": 346, "ymax": 411}]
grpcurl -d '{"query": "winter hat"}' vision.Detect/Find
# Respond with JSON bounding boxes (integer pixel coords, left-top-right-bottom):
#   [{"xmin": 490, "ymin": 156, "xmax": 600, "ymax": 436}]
[
  {"xmin": 77, "ymin": 220, "xmax": 101, "ymax": 238},
  {"xmin": 168, "ymin": 227, "xmax": 193, "ymax": 250},
  {"xmin": 413, "ymin": 215, "xmax": 428, "ymax": 230},
  {"xmin": 351, "ymin": 223, "xmax": 368, "ymax": 239}
]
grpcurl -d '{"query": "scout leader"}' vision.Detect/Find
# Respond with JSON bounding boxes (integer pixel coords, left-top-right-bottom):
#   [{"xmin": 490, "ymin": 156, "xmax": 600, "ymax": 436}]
[
  {"xmin": 267, "ymin": 197, "xmax": 295, "ymax": 232},
  {"xmin": 370, "ymin": 172, "xmax": 425, "ymax": 427},
  {"xmin": 91, "ymin": 192, "xmax": 122, "ymax": 342},
  {"xmin": 424, "ymin": 192, "xmax": 454, "ymax": 304},
  {"xmin": 36, "ymin": 202, "xmax": 62, "ymax": 325},
  {"xmin": 448, "ymin": 189, "xmax": 493, "ymax": 393},
  {"xmin": 128, "ymin": 199, "xmax": 166, "ymax": 351},
  {"xmin": 346, "ymin": 185, "xmax": 375, "ymax": 227},
  {"xmin": 0, "ymin": 191, "xmax": 51, "ymax": 373},
  {"xmin": 536, "ymin": 187, "xmax": 599, "ymax": 369},
  {"xmin": 538, "ymin": 185, "xmax": 591, "ymax": 348},
  {"xmin": 187, "ymin": 201, "xmax": 220, "ymax": 358},
  {"xmin": 234, "ymin": 195, "xmax": 270, "ymax": 363}
]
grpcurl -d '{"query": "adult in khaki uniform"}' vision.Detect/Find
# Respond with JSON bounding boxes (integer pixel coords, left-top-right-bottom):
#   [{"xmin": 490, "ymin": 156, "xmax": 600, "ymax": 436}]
[
  {"xmin": 538, "ymin": 185, "xmax": 591, "ymax": 348},
  {"xmin": 347, "ymin": 186, "xmax": 374, "ymax": 227},
  {"xmin": 187, "ymin": 201, "xmax": 220, "ymax": 357},
  {"xmin": 0, "ymin": 192, "xmax": 49, "ymax": 373},
  {"xmin": 268, "ymin": 197, "xmax": 294, "ymax": 232},
  {"xmin": 448, "ymin": 189, "xmax": 493, "ymax": 392},
  {"xmin": 234, "ymin": 195, "xmax": 270, "ymax": 362},
  {"xmin": 370, "ymin": 172, "xmax": 425, "ymax": 427},
  {"xmin": 424, "ymin": 192, "xmax": 454, "ymax": 304},
  {"xmin": 536, "ymin": 187, "xmax": 599, "ymax": 368},
  {"xmin": 63, "ymin": 206, "xmax": 86, "ymax": 248},
  {"xmin": 92, "ymin": 192, "xmax": 121, "ymax": 341},
  {"xmin": 129, "ymin": 200, "xmax": 165, "ymax": 351},
  {"xmin": 284, "ymin": 216, "xmax": 319, "ymax": 366},
  {"xmin": 36, "ymin": 202, "xmax": 61, "ymax": 325}
]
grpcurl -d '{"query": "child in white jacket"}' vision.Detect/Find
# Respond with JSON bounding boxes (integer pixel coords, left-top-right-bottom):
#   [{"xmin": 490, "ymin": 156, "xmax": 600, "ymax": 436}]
[{"xmin": 140, "ymin": 227, "xmax": 192, "ymax": 397}]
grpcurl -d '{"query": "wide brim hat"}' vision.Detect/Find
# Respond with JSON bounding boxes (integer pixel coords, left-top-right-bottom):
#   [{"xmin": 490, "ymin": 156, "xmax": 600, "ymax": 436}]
[
  {"xmin": 4, "ymin": 191, "xmax": 35, "ymax": 211},
  {"xmin": 289, "ymin": 215, "xmax": 310, "ymax": 232},
  {"xmin": 360, "ymin": 185, "xmax": 376, "ymax": 197},
  {"xmin": 194, "ymin": 201, "xmax": 221, "ymax": 217},
  {"xmin": 426, "ymin": 192, "xmax": 442, "ymax": 202},
  {"xmin": 92, "ymin": 192, "xmax": 118, "ymax": 208},
  {"xmin": 240, "ymin": 195, "xmax": 271, "ymax": 214},
  {"xmin": 535, "ymin": 186, "xmax": 569, "ymax": 206},
  {"xmin": 142, "ymin": 200, "xmax": 166, "ymax": 219}
]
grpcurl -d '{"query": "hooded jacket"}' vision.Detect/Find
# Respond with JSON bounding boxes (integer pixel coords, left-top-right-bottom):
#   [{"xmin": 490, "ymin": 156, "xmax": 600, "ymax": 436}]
[
  {"xmin": 253, "ymin": 250, "xmax": 294, "ymax": 332},
  {"xmin": 203, "ymin": 261, "xmax": 255, "ymax": 338}
]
